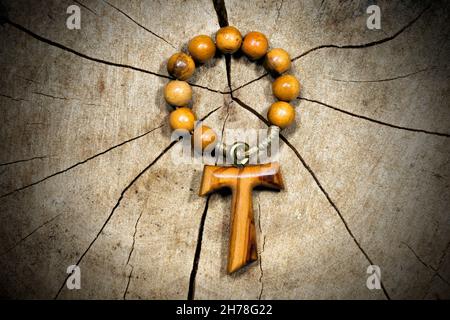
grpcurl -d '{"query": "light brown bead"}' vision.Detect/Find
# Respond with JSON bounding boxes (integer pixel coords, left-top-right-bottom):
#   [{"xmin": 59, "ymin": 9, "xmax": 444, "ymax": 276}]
[
  {"xmin": 267, "ymin": 101, "xmax": 295, "ymax": 128},
  {"xmin": 188, "ymin": 35, "xmax": 216, "ymax": 63},
  {"xmin": 265, "ymin": 48, "xmax": 291, "ymax": 74},
  {"xmin": 241, "ymin": 31, "xmax": 269, "ymax": 60},
  {"xmin": 272, "ymin": 74, "xmax": 300, "ymax": 101},
  {"xmin": 216, "ymin": 26, "xmax": 242, "ymax": 54},
  {"xmin": 167, "ymin": 52, "xmax": 195, "ymax": 80},
  {"xmin": 164, "ymin": 80, "xmax": 192, "ymax": 106},
  {"xmin": 192, "ymin": 125, "xmax": 217, "ymax": 151},
  {"xmin": 169, "ymin": 107, "xmax": 196, "ymax": 132}
]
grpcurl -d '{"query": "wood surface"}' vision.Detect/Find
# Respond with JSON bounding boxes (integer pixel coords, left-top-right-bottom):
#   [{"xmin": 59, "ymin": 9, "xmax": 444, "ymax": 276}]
[{"xmin": 0, "ymin": 0, "xmax": 449, "ymax": 299}]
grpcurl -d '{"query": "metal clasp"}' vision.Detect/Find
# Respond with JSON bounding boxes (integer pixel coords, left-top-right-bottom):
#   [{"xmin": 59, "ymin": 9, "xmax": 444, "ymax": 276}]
[{"xmin": 229, "ymin": 142, "xmax": 250, "ymax": 167}]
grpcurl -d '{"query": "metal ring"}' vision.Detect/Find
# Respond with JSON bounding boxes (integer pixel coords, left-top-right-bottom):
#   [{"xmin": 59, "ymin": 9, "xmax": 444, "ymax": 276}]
[{"xmin": 229, "ymin": 142, "xmax": 250, "ymax": 167}]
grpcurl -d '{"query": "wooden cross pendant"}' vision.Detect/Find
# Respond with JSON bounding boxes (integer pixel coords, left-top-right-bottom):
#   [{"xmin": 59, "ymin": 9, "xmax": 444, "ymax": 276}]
[{"xmin": 199, "ymin": 162, "xmax": 284, "ymax": 273}]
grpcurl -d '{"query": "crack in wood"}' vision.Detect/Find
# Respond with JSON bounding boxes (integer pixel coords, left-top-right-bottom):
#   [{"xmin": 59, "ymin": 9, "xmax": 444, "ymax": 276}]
[
  {"xmin": 0, "ymin": 212, "xmax": 63, "ymax": 257},
  {"xmin": 300, "ymin": 97, "xmax": 450, "ymax": 138},
  {"xmin": 0, "ymin": 156, "xmax": 47, "ymax": 168},
  {"xmin": 0, "ymin": 92, "xmax": 29, "ymax": 102},
  {"xmin": 291, "ymin": 4, "xmax": 432, "ymax": 61},
  {"xmin": 73, "ymin": 0, "xmax": 97, "ymax": 15},
  {"xmin": 402, "ymin": 242, "xmax": 450, "ymax": 288},
  {"xmin": 275, "ymin": 0, "xmax": 284, "ymax": 23},
  {"xmin": 123, "ymin": 208, "xmax": 145, "ymax": 300},
  {"xmin": 186, "ymin": 0, "xmax": 232, "ymax": 301},
  {"xmin": 0, "ymin": 124, "xmax": 164, "ymax": 199},
  {"xmin": 232, "ymin": 96, "xmax": 392, "ymax": 300},
  {"xmin": 212, "ymin": 0, "xmax": 229, "ymax": 28},
  {"xmin": 102, "ymin": 0, "xmax": 175, "ymax": 49},
  {"xmin": 231, "ymin": 4, "xmax": 432, "ymax": 93},
  {"xmin": 5, "ymin": 19, "xmax": 226, "ymax": 95},
  {"xmin": 187, "ymin": 195, "xmax": 211, "ymax": 300},
  {"xmin": 257, "ymin": 195, "xmax": 265, "ymax": 300},
  {"xmin": 329, "ymin": 67, "xmax": 432, "ymax": 83}
]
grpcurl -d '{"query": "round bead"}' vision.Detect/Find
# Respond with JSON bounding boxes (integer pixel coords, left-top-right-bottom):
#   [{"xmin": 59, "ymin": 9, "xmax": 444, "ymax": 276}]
[
  {"xmin": 242, "ymin": 31, "xmax": 269, "ymax": 60},
  {"xmin": 272, "ymin": 74, "xmax": 300, "ymax": 101},
  {"xmin": 267, "ymin": 101, "xmax": 295, "ymax": 128},
  {"xmin": 169, "ymin": 107, "xmax": 196, "ymax": 132},
  {"xmin": 188, "ymin": 35, "xmax": 216, "ymax": 63},
  {"xmin": 265, "ymin": 48, "xmax": 291, "ymax": 74},
  {"xmin": 216, "ymin": 26, "xmax": 242, "ymax": 54},
  {"xmin": 192, "ymin": 125, "xmax": 217, "ymax": 151},
  {"xmin": 167, "ymin": 52, "xmax": 195, "ymax": 80},
  {"xmin": 164, "ymin": 80, "xmax": 192, "ymax": 106}
]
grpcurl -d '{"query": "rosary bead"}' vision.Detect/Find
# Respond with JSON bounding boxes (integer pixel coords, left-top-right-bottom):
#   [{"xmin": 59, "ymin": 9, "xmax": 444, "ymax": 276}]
[
  {"xmin": 193, "ymin": 125, "xmax": 217, "ymax": 151},
  {"xmin": 164, "ymin": 80, "xmax": 192, "ymax": 106},
  {"xmin": 272, "ymin": 74, "xmax": 300, "ymax": 101},
  {"xmin": 188, "ymin": 35, "xmax": 216, "ymax": 63},
  {"xmin": 169, "ymin": 107, "xmax": 196, "ymax": 132},
  {"xmin": 265, "ymin": 48, "xmax": 291, "ymax": 74},
  {"xmin": 216, "ymin": 26, "xmax": 242, "ymax": 54},
  {"xmin": 267, "ymin": 101, "xmax": 295, "ymax": 128},
  {"xmin": 242, "ymin": 31, "xmax": 269, "ymax": 60},
  {"xmin": 167, "ymin": 52, "xmax": 195, "ymax": 80}
]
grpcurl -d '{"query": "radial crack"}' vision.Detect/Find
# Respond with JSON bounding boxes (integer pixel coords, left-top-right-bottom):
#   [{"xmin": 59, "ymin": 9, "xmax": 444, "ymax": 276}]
[
  {"xmin": 5, "ymin": 19, "xmax": 173, "ymax": 78},
  {"xmin": 291, "ymin": 4, "xmax": 431, "ymax": 62},
  {"xmin": 300, "ymin": 97, "xmax": 450, "ymax": 138},
  {"xmin": 102, "ymin": 0, "xmax": 175, "ymax": 49},
  {"xmin": 73, "ymin": 0, "xmax": 97, "ymax": 15},
  {"xmin": 6, "ymin": 17, "xmax": 227, "ymax": 94},
  {"xmin": 54, "ymin": 140, "xmax": 178, "ymax": 299},
  {"xmin": 211, "ymin": 0, "xmax": 233, "ymax": 96},
  {"xmin": 275, "ymin": 0, "xmax": 284, "ymax": 23},
  {"xmin": 32, "ymin": 91, "xmax": 68, "ymax": 100},
  {"xmin": 0, "ymin": 93, "xmax": 29, "ymax": 102},
  {"xmin": 232, "ymin": 4, "xmax": 431, "ymax": 93},
  {"xmin": 0, "ymin": 124, "xmax": 164, "ymax": 199},
  {"xmin": 402, "ymin": 242, "xmax": 450, "ymax": 286},
  {"xmin": 187, "ymin": 195, "xmax": 211, "ymax": 300},
  {"xmin": 257, "ymin": 195, "xmax": 265, "ymax": 300},
  {"xmin": 232, "ymin": 96, "xmax": 392, "ymax": 300},
  {"xmin": 0, "ymin": 212, "xmax": 63, "ymax": 257},
  {"xmin": 123, "ymin": 208, "xmax": 145, "ymax": 300},
  {"xmin": 330, "ymin": 67, "xmax": 431, "ymax": 83},
  {"xmin": 0, "ymin": 156, "xmax": 47, "ymax": 167},
  {"xmin": 212, "ymin": 0, "xmax": 229, "ymax": 28}
]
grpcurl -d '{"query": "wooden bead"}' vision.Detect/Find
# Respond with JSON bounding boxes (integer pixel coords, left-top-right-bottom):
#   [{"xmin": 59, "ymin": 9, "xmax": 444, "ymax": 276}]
[
  {"xmin": 188, "ymin": 35, "xmax": 216, "ymax": 63},
  {"xmin": 164, "ymin": 80, "xmax": 192, "ymax": 106},
  {"xmin": 265, "ymin": 48, "xmax": 291, "ymax": 74},
  {"xmin": 167, "ymin": 52, "xmax": 195, "ymax": 80},
  {"xmin": 193, "ymin": 125, "xmax": 217, "ymax": 151},
  {"xmin": 242, "ymin": 31, "xmax": 268, "ymax": 60},
  {"xmin": 169, "ymin": 107, "xmax": 196, "ymax": 132},
  {"xmin": 216, "ymin": 26, "xmax": 242, "ymax": 54},
  {"xmin": 267, "ymin": 101, "xmax": 295, "ymax": 128},
  {"xmin": 272, "ymin": 74, "xmax": 300, "ymax": 101}
]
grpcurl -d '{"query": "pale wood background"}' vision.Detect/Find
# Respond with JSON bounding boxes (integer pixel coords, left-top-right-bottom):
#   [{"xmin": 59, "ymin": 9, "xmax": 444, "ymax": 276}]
[{"xmin": 0, "ymin": 0, "xmax": 449, "ymax": 299}]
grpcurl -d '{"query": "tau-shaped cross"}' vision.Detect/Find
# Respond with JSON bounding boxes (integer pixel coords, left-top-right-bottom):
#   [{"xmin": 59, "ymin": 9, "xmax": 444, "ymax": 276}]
[{"xmin": 199, "ymin": 162, "xmax": 284, "ymax": 273}]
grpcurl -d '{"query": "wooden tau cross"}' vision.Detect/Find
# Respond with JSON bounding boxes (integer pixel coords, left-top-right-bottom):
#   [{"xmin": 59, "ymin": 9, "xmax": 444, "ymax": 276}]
[{"xmin": 199, "ymin": 162, "xmax": 284, "ymax": 273}]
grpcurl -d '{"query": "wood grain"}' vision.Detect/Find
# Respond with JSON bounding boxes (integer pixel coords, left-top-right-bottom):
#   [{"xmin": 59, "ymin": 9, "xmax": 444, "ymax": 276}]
[{"xmin": 199, "ymin": 162, "xmax": 284, "ymax": 273}]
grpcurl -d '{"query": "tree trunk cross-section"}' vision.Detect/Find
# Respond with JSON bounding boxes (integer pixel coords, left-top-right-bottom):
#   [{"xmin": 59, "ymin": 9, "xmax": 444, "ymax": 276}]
[{"xmin": 0, "ymin": 0, "xmax": 449, "ymax": 299}]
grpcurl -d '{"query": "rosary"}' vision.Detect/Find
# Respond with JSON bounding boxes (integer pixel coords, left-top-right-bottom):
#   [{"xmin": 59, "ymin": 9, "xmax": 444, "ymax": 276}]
[{"xmin": 162, "ymin": 26, "xmax": 300, "ymax": 273}]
